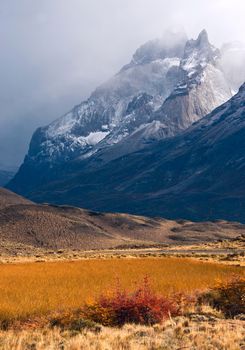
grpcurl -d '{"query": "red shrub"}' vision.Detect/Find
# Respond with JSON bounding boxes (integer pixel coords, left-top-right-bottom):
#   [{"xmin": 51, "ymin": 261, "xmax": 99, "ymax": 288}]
[{"xmin": 82, "ymin": 277, "xmax": 179, "ymax": 326}]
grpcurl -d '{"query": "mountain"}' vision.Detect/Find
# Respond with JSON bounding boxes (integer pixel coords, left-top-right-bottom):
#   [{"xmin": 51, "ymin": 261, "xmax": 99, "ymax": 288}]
[
  {"xmin": 9, "ymin": 30, "xmax": 237, "ymax": 195},
  {"xmin": 8, "ymin": 31, "xmax": 245, "ymax": 222},
  {"xmin": 0, "ymin": 188, "xmax": 244, "ymax": 254},
  {"xmin": 0, "ymin": 170, "xmax": 15, "ymax": 186},
  {"xmin": 9, "ymin": 82, "xmax": 245, "ymax": 222}
]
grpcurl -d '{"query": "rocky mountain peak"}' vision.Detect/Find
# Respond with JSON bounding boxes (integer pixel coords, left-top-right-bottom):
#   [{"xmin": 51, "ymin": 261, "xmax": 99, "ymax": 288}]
[
  {"xmin": 128, "ymin": 30, "xmax": 188, "ymax": 67},
  {"xmin": 197, "ymin": 29, "xmax": 209, "ymax": 45},
  {"xmin": 182, "ymin": 29, "xmax": 219, "ymax": 67}
]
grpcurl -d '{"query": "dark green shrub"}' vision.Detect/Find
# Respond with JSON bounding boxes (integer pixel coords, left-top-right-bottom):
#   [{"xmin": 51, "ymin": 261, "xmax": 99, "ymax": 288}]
[{"xmin": 50, "ymin": 311, "xmax": 101, "ymax": 332}]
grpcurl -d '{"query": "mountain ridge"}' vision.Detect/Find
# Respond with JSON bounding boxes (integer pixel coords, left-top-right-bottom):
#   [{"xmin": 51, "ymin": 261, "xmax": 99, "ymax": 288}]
[{"xmin": 9, "ymin": 83, "xmax": 245, "ymax": 222}]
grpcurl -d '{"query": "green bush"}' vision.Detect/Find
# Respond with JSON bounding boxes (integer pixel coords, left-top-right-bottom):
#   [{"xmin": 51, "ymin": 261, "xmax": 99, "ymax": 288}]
[{"xmin": 50, "ymin": 311, "xmax": 101, "ymax": 332}]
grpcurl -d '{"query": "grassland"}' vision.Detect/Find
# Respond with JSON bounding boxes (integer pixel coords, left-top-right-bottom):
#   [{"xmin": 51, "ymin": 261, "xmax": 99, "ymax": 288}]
[
  {"xmin": 0, "ymin": 235, "xmax": 244, "ymax": 267},
  {"xmin": 0, "ymin": 317, "xmax": 244, "ymax": 350},
  {"xmin": 0, "ymin": 257, "xmax": 243, "ymax": 323}
]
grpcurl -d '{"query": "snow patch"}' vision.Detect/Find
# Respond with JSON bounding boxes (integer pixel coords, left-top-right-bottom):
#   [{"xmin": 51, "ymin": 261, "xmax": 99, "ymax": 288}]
[{"xmin": 82, "ymin": 131, "xmax": 110, "ymax": 146}]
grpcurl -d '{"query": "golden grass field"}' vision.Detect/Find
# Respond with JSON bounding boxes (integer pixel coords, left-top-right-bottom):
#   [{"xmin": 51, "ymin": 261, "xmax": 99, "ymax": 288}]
[{"xmin": 0, "ymin": 257, "xmax": 243, "ymax": 322}]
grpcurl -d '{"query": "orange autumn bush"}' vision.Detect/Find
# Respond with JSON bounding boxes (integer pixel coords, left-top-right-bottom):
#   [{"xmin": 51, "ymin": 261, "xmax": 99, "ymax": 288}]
[
  {"xmin": 82, "ymin": 277, "xmax": 179, "ymax": 326},
  {"xmin": 172, "ymin": 291, "xmax": 198, "ymax": 314},
  {"xmin": 201, "ymin": 276, "xmax": 245, "ymax": 318}
]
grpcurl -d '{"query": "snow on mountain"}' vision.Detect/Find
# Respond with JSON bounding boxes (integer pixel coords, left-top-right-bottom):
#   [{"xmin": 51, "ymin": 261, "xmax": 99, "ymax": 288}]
[
  {"xmin": 181, "ymin": 30, "xmax": 219, "ymax": 75},
  {"xmin": 92, "ymin": 30, "xmax": 232, "ymax": 161},
  {"xmin": 33, "ymin": 37, "xmax": 184, "ymax": 163}
]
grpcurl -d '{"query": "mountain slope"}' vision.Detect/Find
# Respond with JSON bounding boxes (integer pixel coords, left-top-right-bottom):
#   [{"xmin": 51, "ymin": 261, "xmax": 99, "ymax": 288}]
[
  {"xmin": 0, "ymin": 189, "xmax": 244, "ymax": 254},
  {"xmin": 0, "ymin": 187, "xmax": 32, "ymax": 209}
]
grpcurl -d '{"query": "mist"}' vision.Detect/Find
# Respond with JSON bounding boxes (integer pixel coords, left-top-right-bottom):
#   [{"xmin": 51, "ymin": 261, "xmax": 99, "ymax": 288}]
[{"xmin": 0, "ymin": 0, "xmax": 244, "ymax": 168}]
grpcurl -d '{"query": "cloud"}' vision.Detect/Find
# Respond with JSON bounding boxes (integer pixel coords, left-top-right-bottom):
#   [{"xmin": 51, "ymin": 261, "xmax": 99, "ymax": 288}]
[{"xmin": 0, "ymin": 0, "xmax": 244, "ymax": 167}]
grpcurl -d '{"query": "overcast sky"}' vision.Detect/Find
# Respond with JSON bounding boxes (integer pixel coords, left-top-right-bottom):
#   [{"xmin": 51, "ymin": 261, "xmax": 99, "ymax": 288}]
[{"xmin": 0, "ymin": 0, "xmax": 244, "ymax": 168}]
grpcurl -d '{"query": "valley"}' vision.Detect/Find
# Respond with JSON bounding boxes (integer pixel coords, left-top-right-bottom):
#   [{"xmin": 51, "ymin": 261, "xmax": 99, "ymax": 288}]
[
  {"xmin": 0, "ymin": 188, "xmax": 244, "ymax": 262},
  {"xmin": 0, "ymin": 188, "xmax": 244, "ymax": 350},
  {"xmin": 0, "ymin": 22, "xmax": 244, "ymax": 349}
]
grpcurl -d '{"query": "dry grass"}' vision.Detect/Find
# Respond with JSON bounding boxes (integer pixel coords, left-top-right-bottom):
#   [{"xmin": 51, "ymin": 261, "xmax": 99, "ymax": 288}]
[
  {"xmin": 0, "ymin": 236, "xmax": 244, "ymax": 266},
  {"xmin": 0, "ymin": 258, "xmax": 243, "ymax": 322},
  {"xmin": 0, "ymin": 318, "xmax": 244, "ymax": 350}
]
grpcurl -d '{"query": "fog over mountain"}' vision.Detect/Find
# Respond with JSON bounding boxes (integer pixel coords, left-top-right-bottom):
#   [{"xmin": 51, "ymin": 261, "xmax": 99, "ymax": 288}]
[{"xmin": 0, "ymin": 0, "xmax": 244, "ymax": 168}]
